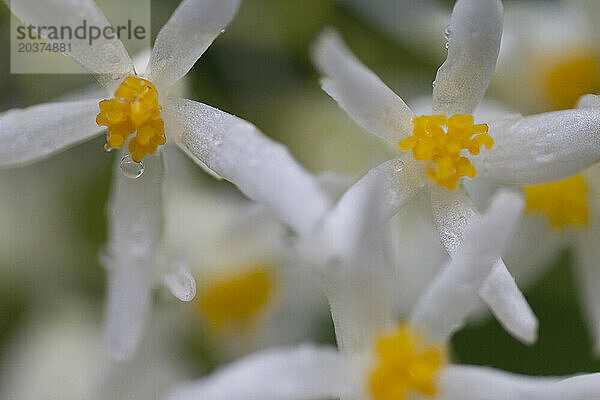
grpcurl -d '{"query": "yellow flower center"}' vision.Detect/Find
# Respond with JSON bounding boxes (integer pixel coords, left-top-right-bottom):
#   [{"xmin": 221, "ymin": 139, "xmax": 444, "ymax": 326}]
[
  {"xmin": 196, "ymin": 266, "xmax": 273, "ymax": 329},
  {"xmin": 398, "ymin": 114, "xmax": 493, "ymax": 190},
  {"xmin": 544, "ymin": 52, "xmax": 600, "ymax": 110},
  {"xmin": 522, "ymin": 174, "xmax": 589, "ymax": 229},
  {"xmin": 369, "ymin": 324, "xmax": 446, "ymax": 400},
  {"xmin": 96, "ymin": 76, "xmax": 166, "ymax": 163}
]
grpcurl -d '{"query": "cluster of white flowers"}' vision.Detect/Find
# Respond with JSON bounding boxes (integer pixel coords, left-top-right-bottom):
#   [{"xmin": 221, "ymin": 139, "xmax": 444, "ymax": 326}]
[{"xmin": 3, "ymin": 0, "xmax": 600, "ymax": 399}]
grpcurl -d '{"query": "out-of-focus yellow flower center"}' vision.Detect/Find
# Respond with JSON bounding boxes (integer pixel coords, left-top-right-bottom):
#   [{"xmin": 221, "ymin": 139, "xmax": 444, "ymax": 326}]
[
  {"xmin": 399, "ymin": 114, "xmax": 493, "ymax": 190},
  {"xmin": 369, "ymin": 324, "xmax": 446, "ymax": 400},
  {"xmin": 96, "ymin": 76, "xmax": 166, "ymax": 163},
  {"xmin": 545, "ymin": 53, "xmax": 600, "ymax": 110},
  {"xmin": 523, "ymin": 174, "xmax": 589, "ymax": 229},
  {"xmin": 197, "ymin": 266, "xmax": 273, "ymax": 329}
]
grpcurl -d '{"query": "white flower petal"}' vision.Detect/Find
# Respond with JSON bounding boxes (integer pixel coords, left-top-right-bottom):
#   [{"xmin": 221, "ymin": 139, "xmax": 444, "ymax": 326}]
[
  {"xmin": 311, "ymin": 29, "xmax": 415, "ymax": 144},
  {"xmin": 8, "ymin": 0, "xmax": 134, "ymax": 91},
  {"xmin": 480, "ymin": 262, "xmax": 538, "ymax": 344},
  {"xmin": 430, "ymin": 185, "xmax": 478, "ymax": 255},
  {"xmin": 432, "ymin": 0, "xmax": 503, "ymax": 115},
  {"xmin": 306, "ymin": 173, "xmax": 394, "ymax": 353},
  {"xmin": 162, "ymin": 345, "xmax": 351, "ymax": 400},
  {"xmin": 164, "ymin": 98, "xmax": 331, "ymax": 236},
  {"xmin": 410, "ymin": 189, "xmax": 524, "ymax": 342},
  {"xmin": 441, "ymin": 365, "xmax": 556, "ymax": 400},
  {"xmin": 474, "ymin": 109, "xmax": 600, "ymax": 185},
  {"xmin": 577, "ymin": 94, "xmax": 600, "ymax": 109},
  {"xmin": 549, "ymin": 373, "xmax": 600, "ymax": 400},
  {"xmin": 574, "ymin": 224, "xmax": 600, "ymax": 354},
  {"xmin": 430, "ymin": 185, "xmax": 537, "ymax": 343},
  {"xmin": 0, "ymin": 99, "xmax": 103, "ymax": 168},
  {"xmin": 103, "ymin": 151, "xmax": 164, "ymax": 361},
  {"xmin": 145, "ymin": 0, "xmax": 241, "ymax": 91},
  {"xmin": 390, "ymin": 190, "xmax": 449, "ymax": 317},
  {"xmin": 442, "ymin": 365, "xmax": 600, "ymax": 400},
  {"xmin": 333, "ymin": 158, "xmax": 426, "ymax": 230}
]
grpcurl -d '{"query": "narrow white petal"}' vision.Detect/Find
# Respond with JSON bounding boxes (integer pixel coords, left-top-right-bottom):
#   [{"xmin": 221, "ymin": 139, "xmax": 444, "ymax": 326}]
[
  {"xmin": 0, "ymin": 99, "xmax": 103, "ymax": 168},
  {"xmin": 145, "ymin": 0, "xmax": 241, "ymax": 90},
  {"xmin": 430, "ymin": 185, "xmax": 478, "ymax": 255},
  {"xmin": 574, "ymin": 224, "xmax": 600, "ymax": 354},
  {"xmin": 432, "ymin": 0, "xmax": 503, "ymax": 115},
  {"xmin": 311, "ymin": 29, "xmax": 415, "ymax": 144},
  {"xmin": 7, "ymin": 0, "xmax": 134, "ymax": 91},
  {"xmin": 429, "ymin": 185, "xmax": 537, "ymax": 343},
  {"xmin": 441, "ymin": 365, "xmax": 556, "ymax": 400},
  {"xmin": 410, "ymin": 189, "xmax": 524, "ymax": 342},
  {"xmin": 304, "ymin": 173, "xmax": 395, "ymax": 353},
  {"xmin": 163, "ymin": 345, "xmax": 351, "ymax": 400},
  {"xmin": 164, "ymin": 98, "xmax": 331, "ymax": 236},
  {"xmin": 474, "ymin": 109, "xmax": 600, "ymax": 185},
  {"xmin": 577, "ymin": 94, "xmax": 600, "ymax": 109},
  {"xmin": 480, "ymin": 261, "xmax": 538, "ymax": 344},
  {"xmin": 332, "ymin": 158, "xmax": 426, "ymax": 229},
  {"xmin": 103, "ymin": 151, "xmax": 164, "ymax": 361},
  {"xmin": 549, "ymin": 373, "xmax": 600, "ymax": 399},
  {"xmin": 442, "ymin": 365, "xmax": 600, "ymax": 400}
]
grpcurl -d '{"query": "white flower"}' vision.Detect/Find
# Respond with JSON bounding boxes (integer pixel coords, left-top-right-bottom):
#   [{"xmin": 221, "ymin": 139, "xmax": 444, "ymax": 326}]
[
  {"xmin": 342, "ymin": 0, "xmax": 600, "ymax": 114},
  {"xmin": 161, "ymin": 189, "xmax": 600, "ymax": 400},
  {"xmin": 158, "ymin": 157, "xmax": 334, "ymax": 360},
  {"xmin": 0, "ymin": 0, "xmax": 331, "ymax": 360},
  {"xmin": 491, "ymin": 0, "xmax": 600, "ymax": 113},
  {"xmin": 468, "ymin": 95, "xmax": 600, "ymax": 354},
  {"xmin": 310, "ymin": 0, "xmax": 600, "ymax": 344}
]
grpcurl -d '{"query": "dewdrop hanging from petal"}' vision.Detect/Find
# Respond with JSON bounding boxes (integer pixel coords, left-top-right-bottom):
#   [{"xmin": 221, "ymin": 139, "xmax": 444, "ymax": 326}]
[{"xmin": 96, "ymin": 76, "xmax": 167, "ymax": 178}]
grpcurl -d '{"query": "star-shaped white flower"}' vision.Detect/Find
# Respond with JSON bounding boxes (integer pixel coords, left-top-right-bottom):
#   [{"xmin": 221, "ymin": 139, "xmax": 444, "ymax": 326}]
[
  {"xmin": 310, "ymin": 0, "xmax": 600, "ymax": 345},
  {"xmin": 343, "ymin": 0, "xmax": 600, "ymax": 113},
  {"xmin": 163, "ymin": 181, "xmax": 600, "ymax": 400},
  {"xmin": 492, "ymin": 0, "xmax": 600, "ymax": 112},
  {"xmin": 0, "ymin": 0, "xmax": 331, "ymax": 360},
  {"xmin": 160, "ymin": 162, "xmax": 343, "ymax": 358},
  {"xmin": 479, "ymin": 95, "xmax": 600, "ymax": 354}
]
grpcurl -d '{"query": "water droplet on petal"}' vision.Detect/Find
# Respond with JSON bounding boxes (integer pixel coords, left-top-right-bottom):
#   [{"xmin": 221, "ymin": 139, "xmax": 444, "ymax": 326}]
[
  {"xmin": 120, "ymin": 154, "xmax": 145, "ymax": 179},
  {"xmin": 444, "ymin": 25, "xmax": 451, "ymax": 41},
  {"xmin": 164, "ymin": 263, "xmax": 196, "ymax": 302},
  {"xmin": 104, "ymin": 143, "xmax": 114, "ymax": 152},
  {"xmin": 393, "ymin": 160, "xmax": 405, "ymax": 172},
  {"xmin": 432, "ymin": 80, "xmax": 436, "ymax": 88},
  {"xmin": 443, "ymin": 25, "xmax": 451, "ymax": 51},
  {"xmin": 220, "ymin": 28, "xmax": 226, "ymax": 33}
]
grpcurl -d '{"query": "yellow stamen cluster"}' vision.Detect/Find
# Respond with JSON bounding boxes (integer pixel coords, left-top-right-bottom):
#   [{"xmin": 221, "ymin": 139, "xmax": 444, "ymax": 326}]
[
  {"xmin": 197, "ymin": 266, "xmax": 273, "ymax": 329},
  {"xmin": 523, "ymin": 174, "xmax": 589, "ymax": 229},
  {"xmin": 96, "ymin": 76, "xmax": 166, "ymax": 162},
  {"xmin": 399, "ymin": 114, "xmax": 493, "ymax": 190},
  {"xmin": 545, "ymin": 53, "xmax": 600, "ymax": 110},
  {"xmin": 369, "ymin": 324, "xmax": 446, "ymax": 400}
]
